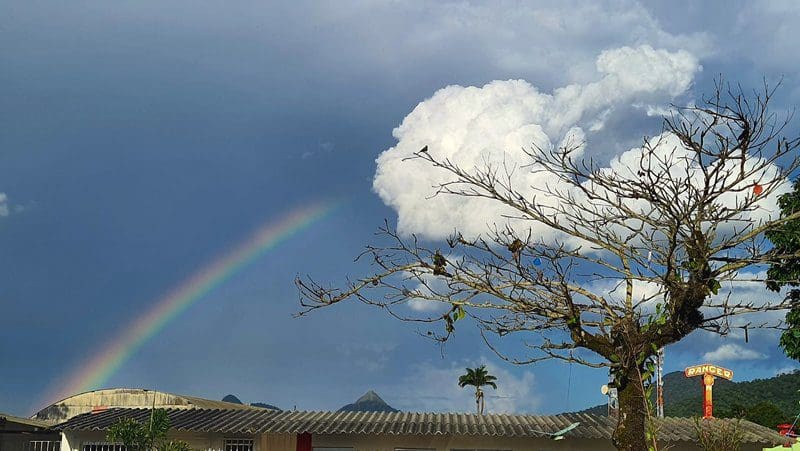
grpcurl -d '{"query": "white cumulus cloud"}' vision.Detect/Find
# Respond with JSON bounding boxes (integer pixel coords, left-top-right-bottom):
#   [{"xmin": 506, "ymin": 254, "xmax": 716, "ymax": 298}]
[
  {"xmin": 405, "ymin": 271, "xmax": 456, "ymax": 312},
  {"xmin": 373, "ymin": 46, "xmax": 700, "ymax": 240},
  {"xmin": 406, "ymin": 297, "xmax": 449, "ymax": 313},
  {"xmin": 703, "ymin": 343, "xmax": 766, "ymax": 361},
  {"xmin": 588, "ymin": 133, "xmax": 793, "ymax": 249}
]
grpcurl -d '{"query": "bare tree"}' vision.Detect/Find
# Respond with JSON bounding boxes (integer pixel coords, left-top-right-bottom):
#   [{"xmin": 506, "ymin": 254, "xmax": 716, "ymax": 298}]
[{"xmin": 296, "ymin": 81, "xmax": 800, "ymax": 451}]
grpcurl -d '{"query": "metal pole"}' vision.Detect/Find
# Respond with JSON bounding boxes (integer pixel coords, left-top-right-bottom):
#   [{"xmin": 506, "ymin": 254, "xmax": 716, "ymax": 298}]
[
  {"xmin": 702, "ymin": 374, "xmax": 715, "ymax": 419},
  {"xmin": 656, "ymin": 347, "xmax": 664, "ymax": 418},
  {"xmin": 148, "ymin": 390, "xmax": 156, "ymax": 450}
]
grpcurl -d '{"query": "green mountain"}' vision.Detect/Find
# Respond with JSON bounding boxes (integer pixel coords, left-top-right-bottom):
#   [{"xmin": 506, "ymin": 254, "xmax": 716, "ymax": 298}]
[
  {"xmin": 338, "ymin": 390, "xmax": 399, "ymax": 413},
  {"xmin": 222, "ymin": 394, "xmax": 281, "ymax": 410},
  {"xmin": 577, "ymin": 369, "xmax": 800, "ymax": 428},
  {"xmin": 667, "ymin": 370, "xmax": 800, "ymax": 421},
  {"xmin": 222, "ymin": 394, "xmax": 243, "ymax": 404}
]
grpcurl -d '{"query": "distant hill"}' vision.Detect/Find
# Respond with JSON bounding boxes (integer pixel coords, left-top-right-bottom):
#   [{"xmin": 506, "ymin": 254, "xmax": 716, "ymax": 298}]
[
  {"xmin": 576, "ymin": 370, "xmax": 800, "ymax": 421},
  {"xmin": 222, "ymin": 394, "xmax": 243, "ymax": 404},
  {"xmin": 221, "ymin": 394, "xmax": 280, "ymax": 410},
  {"xmin": 667, "ymin": 369, "xmax": 800, "ymax": 419},
  {"xmin": 339, "ymin": 390, "xmax": 399, "ymax": 412}
]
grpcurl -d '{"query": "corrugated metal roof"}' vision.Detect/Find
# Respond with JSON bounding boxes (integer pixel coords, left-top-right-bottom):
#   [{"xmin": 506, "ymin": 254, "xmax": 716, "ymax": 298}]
[
  {"xmin": 56, "ymin": 408, "xmax": 787, "ymax": 444},
  {"xmin": 0, "ymin": 413, "xmax": 56, "ymax": 429}
]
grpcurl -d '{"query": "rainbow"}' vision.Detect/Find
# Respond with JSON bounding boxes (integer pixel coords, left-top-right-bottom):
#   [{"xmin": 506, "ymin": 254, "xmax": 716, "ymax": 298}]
[{"xmin": 40, "ymin": 200, "xmax": 340, "ymax": 408}]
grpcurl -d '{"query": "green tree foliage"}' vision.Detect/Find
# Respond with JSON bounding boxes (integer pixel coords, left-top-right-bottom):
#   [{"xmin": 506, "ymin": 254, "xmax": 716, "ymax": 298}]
[
  {"xmin": 765, "ymin": 178, "xmax": 800, "ymax": 361},
  {"xmin": 458, "ymin": 366, "xmax": 497, "ymax": 414},
  {"xmin": 107, "ymin": 409, "xmax": 189, "ymax": 451},
  {"xmin": 580, "ymin": 370, "xmax": 800, "ymax": 425},
  {"xmin": 742, "ymin": 401, "xmax": 788, "ymax": 429},
  {"xmin": 107, "ymin": 418, "xmax": 149, "ymax": 450},
  {"xmin": 720, "ymin": 401, "xmax": 788, "ymax": 429},
  {"xmin": 159, "ymin": 442, "xmax": 191, "ymax": 451},
  {"xmin": 780, "ymin": 308, "xmax": 800, "ymax": 360},
  {"xmin": 693, "ymin": 418, "xmax": 745, "ymax": 451},
  {"xmin": 667, "ymin": 371, "xmax": 799, "ymax": 422},
  {"xmin": 781, "ymin": 308, "xmax": 800, "ymax": 361}
]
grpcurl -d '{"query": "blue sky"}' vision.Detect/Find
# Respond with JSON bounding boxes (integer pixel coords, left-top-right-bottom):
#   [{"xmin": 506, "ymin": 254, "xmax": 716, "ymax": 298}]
[{"xmin": 1, "ymin": 0, "xmax": 799, "ymax": 416}]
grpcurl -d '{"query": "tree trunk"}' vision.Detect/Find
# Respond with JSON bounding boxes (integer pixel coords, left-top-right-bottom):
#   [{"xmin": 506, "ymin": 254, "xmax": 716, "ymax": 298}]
[
  {"xmin": 476, "ymin": 388, "xmax": 486, "ymax": 414},
  {"xmin": 611, "ymin": 365, "xmax": 650, "ymax": 451}
]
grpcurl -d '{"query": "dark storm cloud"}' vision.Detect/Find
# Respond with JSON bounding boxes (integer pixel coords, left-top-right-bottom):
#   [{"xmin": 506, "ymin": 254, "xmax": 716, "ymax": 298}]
[{"xmin": 1, "ymin": 1, "xmax": 799, "ymax": 416}]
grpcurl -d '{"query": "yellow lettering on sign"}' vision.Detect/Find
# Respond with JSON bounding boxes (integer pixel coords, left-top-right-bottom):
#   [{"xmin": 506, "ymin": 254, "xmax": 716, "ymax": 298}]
[{"xmin": 684, "ymin": 364, "xmax": 734, "ymax": 381}]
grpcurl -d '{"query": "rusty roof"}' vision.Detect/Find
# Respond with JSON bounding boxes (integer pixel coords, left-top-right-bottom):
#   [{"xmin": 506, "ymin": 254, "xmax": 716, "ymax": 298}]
[{"xmin": 56, "ymin": 408, "xmax": 787, "ymax": 445}]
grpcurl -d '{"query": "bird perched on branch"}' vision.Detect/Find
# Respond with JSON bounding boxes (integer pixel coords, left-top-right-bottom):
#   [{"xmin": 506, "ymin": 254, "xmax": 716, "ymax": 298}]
[
  {"xmin": 433, "ymin": 251, "xmax": 452, "ymax": 277},
  {"xmin": 508, "ymin": 238, "xmax": 524, "ymax": 266}
]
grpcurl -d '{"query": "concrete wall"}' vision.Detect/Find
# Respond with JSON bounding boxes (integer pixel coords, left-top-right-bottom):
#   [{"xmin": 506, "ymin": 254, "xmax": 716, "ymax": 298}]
[
  {"xmin": 59, "ymin": 431, "xmax": 261, "ymax": 451},
  {"xmin": 263, "ymin": 433, "xmax": 296, "ymax": 451},
  {"xmin": 38, "ymin": 390, "xmax": 198, "ymax": 423}
]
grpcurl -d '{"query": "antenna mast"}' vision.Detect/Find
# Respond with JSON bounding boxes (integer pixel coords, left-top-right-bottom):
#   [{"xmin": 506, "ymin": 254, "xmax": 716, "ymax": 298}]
[{"xmin": 656, "ymin": 347, "xmax": 665, "ymax": 418}]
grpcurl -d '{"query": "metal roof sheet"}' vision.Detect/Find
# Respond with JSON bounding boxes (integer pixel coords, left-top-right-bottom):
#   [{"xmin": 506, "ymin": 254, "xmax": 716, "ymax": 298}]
[
  {"xmin": 0, "ymin": 413, "xmax": 57, "ymax": 429},
  {"xmin": 56, "ymin": 408, "xmax": 788, "ymax": 445}
]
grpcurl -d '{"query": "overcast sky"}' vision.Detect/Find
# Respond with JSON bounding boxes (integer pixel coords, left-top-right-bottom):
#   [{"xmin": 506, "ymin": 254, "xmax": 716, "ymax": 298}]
[{"xmin": 2, "ymin": 0, "xmax": 800, "ymax": 417}]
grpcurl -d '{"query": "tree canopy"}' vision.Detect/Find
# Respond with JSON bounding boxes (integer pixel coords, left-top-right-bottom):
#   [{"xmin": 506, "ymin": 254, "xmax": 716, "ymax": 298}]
[
  {"xmin": 298, "ymin": 81, "xmax": 800, "ymax": 450},
  {"xmin": 458, "ymin": 366, "xmax": 498, "ymax": 414},
  {"xmin": 107, "ymin": 409, "xmax": 189, "ymax": 451},
  {"xmin": 765, "ymin": 178, "xmax": 800, "ymax": 361}
]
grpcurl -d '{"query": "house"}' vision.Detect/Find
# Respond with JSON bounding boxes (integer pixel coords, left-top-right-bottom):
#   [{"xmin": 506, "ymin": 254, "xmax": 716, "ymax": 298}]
[
  {"xmin": 3, "ymin": 388, "xmax": 253, "ymax": 451},
  {"xmin": 5, "ymin": 388, "xmax": 787, "ymax": 451},
  {"xmin": 0, "ymin": 413, "xmax": 60, "ymax": 451},
  {"xmin": 55, "ymin": 404, "xmax": 789, "ymax": 451}
]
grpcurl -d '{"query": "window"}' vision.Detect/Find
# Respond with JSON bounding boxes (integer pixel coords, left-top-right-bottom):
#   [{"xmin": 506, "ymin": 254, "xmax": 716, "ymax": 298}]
[
  {"xmin": 27, "ymin": 441, "xmax": 61, "ymax": 451},
  {"xmin": 225, "ymin": 439, "xmax": 254, "ymax": 451},
  {"xmin": 82, "ymin": 443, "xmax": 126, "ymax": 451}
]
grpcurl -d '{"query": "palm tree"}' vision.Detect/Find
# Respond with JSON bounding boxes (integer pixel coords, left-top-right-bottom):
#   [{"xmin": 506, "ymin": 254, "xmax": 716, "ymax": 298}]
[{"xmin": 458, "ymin": 365, "xmax": 497, "ymax": 414}]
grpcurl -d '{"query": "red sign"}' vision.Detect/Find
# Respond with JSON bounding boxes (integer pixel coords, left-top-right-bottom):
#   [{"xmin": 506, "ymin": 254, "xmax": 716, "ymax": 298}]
[{"xmin": 685, "ymin": 364, "xmax": 734, "ymax": 419}]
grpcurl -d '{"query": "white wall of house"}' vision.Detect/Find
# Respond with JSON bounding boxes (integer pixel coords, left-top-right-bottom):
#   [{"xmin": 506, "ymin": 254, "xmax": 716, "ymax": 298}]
[
  {"xmin": 58, "ymin": 430, "xmax": 772, "ymax": 451},
  {"xmin": 312, "ymin": 432, "xmax": 615, "ymax": 451},
  {"xmin": 313, "ymin": 433, "xmax": 779, "ymax": 451},
  {"xmin": 263, "ymin": 432, "xmax": 296, "ymax": 451},
  {"xmin": 59, "ymin": 431, "xmax": 261, "ymax": 451}
]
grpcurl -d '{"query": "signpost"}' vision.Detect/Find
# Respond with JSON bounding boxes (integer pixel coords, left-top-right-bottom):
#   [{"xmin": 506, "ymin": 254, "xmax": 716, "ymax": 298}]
[{"xmin": 684, "ymin": 363, "xmax": 734, "ymax": 419}]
